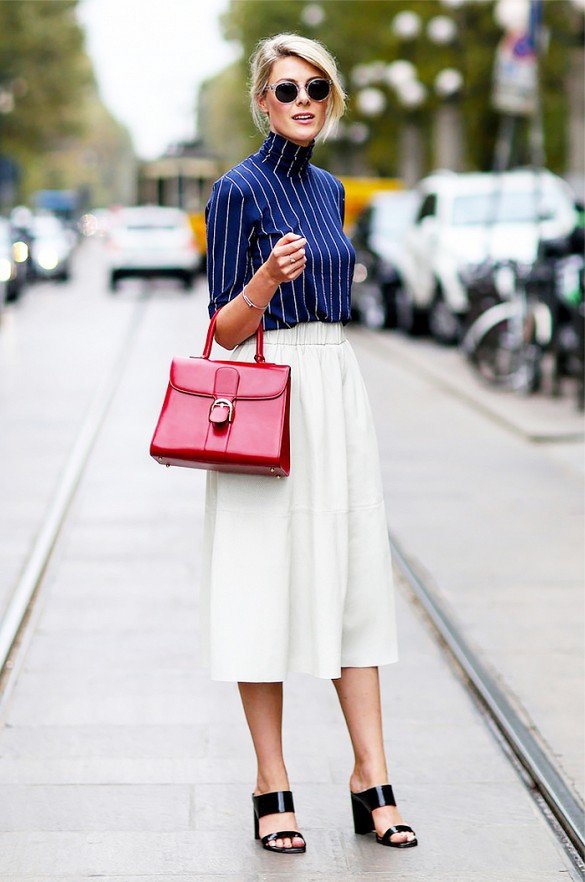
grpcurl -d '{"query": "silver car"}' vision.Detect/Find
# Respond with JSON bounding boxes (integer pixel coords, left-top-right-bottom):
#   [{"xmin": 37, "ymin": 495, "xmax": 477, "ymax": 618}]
[{"xmin": 107, "ymin": 206, "xmax": 201, "ymax": 291}]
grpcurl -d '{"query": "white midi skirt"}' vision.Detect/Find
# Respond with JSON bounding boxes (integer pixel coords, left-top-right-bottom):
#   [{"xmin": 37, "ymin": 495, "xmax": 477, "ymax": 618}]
[{"xmin": 198, "ymin": 320, "xmax": 399, "ymax": 681}]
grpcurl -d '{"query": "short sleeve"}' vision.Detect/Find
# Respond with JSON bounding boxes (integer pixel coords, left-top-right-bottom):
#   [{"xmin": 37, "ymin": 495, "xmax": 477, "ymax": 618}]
[{"xmin": 205, "ymin": 176, "xmax": 252, "ymax": 317}]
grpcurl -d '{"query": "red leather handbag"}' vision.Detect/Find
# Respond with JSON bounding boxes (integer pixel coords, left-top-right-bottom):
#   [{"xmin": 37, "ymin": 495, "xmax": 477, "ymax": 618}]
[{"xmin": 150, "ymin": 307, "xmax": 291, "ymax": 477}]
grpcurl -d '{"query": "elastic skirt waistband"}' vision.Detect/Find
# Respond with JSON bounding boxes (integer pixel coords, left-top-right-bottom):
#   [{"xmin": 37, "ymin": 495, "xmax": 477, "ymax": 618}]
[{"xmin": 238, "ymin": 320, "xmax": 346, "ymax": 347}]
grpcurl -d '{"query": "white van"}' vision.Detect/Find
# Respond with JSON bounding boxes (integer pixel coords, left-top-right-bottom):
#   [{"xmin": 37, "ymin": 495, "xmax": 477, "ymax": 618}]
[{"xmin": 398, "ymin": 169, "xmax": 578, "ymax": 344}]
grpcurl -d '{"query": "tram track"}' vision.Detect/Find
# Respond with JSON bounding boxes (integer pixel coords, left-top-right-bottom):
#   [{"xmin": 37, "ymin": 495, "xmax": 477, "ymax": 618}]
[
  {"xmin": 0, "ymin": 296, "xmax": 582, "ymax": 873},
  {"xmin": 0, "ymin": 289, "xmax": 150, "ymax": 703},
  {"xmin": 390, "ymin": 531, "xmax": 585, "ymax": 867}
]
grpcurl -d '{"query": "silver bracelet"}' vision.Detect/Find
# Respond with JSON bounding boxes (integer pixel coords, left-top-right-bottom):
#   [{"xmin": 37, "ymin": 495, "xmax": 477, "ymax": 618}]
[{"xmin": 241, "ymin": 287, "xmax": 267, "ymax": 311}]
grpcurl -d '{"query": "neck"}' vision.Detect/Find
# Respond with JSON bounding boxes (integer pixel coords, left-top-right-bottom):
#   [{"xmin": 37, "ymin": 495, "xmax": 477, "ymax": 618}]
[{"xmin": 258, "ymin": 129, "xmax": 315, "ymax": 177}]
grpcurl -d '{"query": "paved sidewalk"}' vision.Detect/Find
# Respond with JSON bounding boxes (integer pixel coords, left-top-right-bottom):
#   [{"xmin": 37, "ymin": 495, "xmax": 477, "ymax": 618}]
[
  {"xmin": 0, "ymin": 288, "xmax": 579, "ymax": 880},
  {"xmin": 349, "ymin": 325, "xmax": 584, "ymax": 802}
]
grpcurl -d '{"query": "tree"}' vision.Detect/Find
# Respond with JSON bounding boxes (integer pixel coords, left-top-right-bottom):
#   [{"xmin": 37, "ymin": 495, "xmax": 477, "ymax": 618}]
[
  {"xmin": 202, "ymin": 0, "xmax": 579, "ymax": 176},
  {"xmin": 0, "ymin": 0, "xmax": 135, "ymax": 204}
]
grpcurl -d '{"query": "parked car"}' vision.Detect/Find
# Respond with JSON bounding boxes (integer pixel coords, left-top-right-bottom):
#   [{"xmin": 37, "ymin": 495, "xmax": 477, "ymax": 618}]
[
  {"xmin": 7, "ymin": 207, "xmax": 35, "ymax": 302},
  {"xmin": 106, "ymin": 206, "xmax": 201, "ymax": 291},
  {"xmin": 0, "ymin": 215, "xmax": 29, "ymax": 304},
  {"xmin": 350, "ymin": 190, "xmax": 419, "ymax": 328},
  {"xmin": 0, "ymin": 218, "xmax": 12, "ymax": 313},
  {"xmin": 399, "ymin": 169, "xmax": 578, "ymax": 344},
  {"xmin": 29, "ymin": 214, "xmax": 73, "ymax": 282}
]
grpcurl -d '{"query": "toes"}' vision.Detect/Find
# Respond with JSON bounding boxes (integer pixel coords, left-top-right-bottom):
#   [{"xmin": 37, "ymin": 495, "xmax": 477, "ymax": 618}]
[
  {"xmin": 268, "ymin": 834, "xmax": 304, "ymax": 850},
  {"xmin": 390, "ymin": 831, "xmax": 413, "ymax": 843},
  {"xmin": 390, "ymin": 832, "xmax": 408, "ymax": 843}
]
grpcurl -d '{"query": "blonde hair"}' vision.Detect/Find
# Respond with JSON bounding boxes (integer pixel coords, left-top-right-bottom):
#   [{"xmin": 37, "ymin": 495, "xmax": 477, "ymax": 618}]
[{"xmin": 249, "ymin": 33, "xmax": 346, "ymax": 142}]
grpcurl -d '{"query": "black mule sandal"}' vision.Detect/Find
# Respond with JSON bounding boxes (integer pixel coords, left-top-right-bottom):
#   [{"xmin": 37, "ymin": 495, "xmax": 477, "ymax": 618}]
[
  {"xmin": 350, "ymin": 783, "xmax": 418, "ymax": 848},
  {"xmin": 252, "ymin": 789, "xmax": 307, "ymax": 854}
]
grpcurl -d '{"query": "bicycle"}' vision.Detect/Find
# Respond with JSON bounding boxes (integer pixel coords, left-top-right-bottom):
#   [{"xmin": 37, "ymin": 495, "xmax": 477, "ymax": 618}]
[{"xmin": 460, "ymin": 258, "xmax": 552, "ymax": 394}]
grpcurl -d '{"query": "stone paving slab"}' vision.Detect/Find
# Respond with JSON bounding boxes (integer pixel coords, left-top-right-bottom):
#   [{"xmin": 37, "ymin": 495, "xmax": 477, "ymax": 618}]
[
  {"xmin": 0, "ymin": 831, "xmax": 349, "ymax": 876},
  {"xmin": 0, "ymin": 783, "xmax": 192, "ymax": 831},
  {"xmin": 0, "ymin": 724, "xmax": 208, "ymax": 758}
]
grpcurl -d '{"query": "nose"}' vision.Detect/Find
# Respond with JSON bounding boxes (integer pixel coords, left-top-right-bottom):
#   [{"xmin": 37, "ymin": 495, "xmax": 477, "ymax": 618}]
[{"xmin": 295, "ymin": 85, "xmax": 311, "ymax": 104}]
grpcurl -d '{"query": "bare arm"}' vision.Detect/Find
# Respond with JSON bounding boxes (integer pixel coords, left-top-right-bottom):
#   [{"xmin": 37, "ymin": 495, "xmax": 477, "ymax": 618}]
[{"xmin": 214, "ymin": 231, "xmax": 307, "ymax": 350}]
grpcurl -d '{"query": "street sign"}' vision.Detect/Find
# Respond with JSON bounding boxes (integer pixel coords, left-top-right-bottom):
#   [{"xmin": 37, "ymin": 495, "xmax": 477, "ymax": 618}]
[{"xmin": 492, "ymin": 30, "xmax": 538, "ymax": 115}]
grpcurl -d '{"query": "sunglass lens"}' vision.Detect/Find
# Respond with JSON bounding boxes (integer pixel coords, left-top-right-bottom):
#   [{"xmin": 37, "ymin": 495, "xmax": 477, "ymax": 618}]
[
  {"xmin": 307, "ymin": 79, "xmax": 331, "ymax": 100},
  {"xmin": 274, "ymin": 82, "xmax": 298, "ymax": 103}
]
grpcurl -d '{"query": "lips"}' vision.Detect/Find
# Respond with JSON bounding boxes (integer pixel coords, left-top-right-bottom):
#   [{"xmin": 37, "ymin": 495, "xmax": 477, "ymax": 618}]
[{"xmin": 292, "ymin": 114, "xmax": 314, "ymax": 121}]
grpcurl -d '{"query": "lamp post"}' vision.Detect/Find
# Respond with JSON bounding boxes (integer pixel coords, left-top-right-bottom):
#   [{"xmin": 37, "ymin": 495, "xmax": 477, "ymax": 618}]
[
  {"xmin": 389, "ymin": 10, "xmax": 431, "ymax": 185},
  {"xmin": 426, "ymin": 12, "xmax": 464, "ymax": 171},
  {"xmin": 433, "ymin": 68, "xmax": 464, "ymax": 170},
  {"xmin": 384, "ymin": 23, "xmax": 428, "ymax": 187},
  {"xmin": 395, "ymin": 80, "xmax": 427, "ymax": 187}
]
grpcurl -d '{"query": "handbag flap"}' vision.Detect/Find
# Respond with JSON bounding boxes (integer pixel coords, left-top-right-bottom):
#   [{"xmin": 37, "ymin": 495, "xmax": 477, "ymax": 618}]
[{"xmin": 169, "ymin": 356, "xmax": 290, "ymax": 400}]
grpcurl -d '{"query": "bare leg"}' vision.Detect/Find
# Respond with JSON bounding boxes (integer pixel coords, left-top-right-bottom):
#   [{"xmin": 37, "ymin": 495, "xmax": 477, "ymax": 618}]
[
  {"xmin": 331, "ymin": 666, "xmax": 415, "ymax": 844},
  {"xmin": 238, "ymin": 681, "xmax": 305, "ymax": 849}
]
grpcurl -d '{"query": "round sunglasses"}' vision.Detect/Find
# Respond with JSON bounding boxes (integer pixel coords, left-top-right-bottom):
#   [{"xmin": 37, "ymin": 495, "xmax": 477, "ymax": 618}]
[{"xmin": 265, "ymin": 77, "xmax": 332, "ymax": 104}]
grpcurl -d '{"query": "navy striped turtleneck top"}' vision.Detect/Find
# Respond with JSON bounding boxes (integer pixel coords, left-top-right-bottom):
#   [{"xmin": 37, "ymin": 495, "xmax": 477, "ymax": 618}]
[{"xmin": 205, "ymin": 130, "xmax": 356, "ymax": 330}]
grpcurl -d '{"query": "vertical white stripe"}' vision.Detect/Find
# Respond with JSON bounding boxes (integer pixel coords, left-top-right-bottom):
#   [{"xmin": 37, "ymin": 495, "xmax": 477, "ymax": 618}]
[
  {"xmin": 245, "ymin": 162, "xmax": 304, "ymax": 324},
  {"xmin": 300, "ymin": 173, "xmax": 339, "ymax": 318},
  {"xmin": 286, "ymin": 145, "xmax": 302, "ymax": 178},
  {"xmin": 220, "ymin": 183, "xmax": 232, "ymax": 292},
  {"xmin": 316, "ymin": 172, "xmax": 354, "ymax": 308},
  {"xmin": 273, "ymin": 137, "xmax": 287, "ymax": 175}
]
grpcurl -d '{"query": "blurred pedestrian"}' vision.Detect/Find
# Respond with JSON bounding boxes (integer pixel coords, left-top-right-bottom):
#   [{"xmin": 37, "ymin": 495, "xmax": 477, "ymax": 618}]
[{"xmin": 201, "ymin": 32, "xmax": 417, "ymax": 855}]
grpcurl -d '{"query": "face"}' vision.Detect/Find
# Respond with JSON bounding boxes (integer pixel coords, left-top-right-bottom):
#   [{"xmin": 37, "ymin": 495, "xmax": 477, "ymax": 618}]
[{"xmin": 257, "ymin": 56, "xmax": 330, "ymax": 147}]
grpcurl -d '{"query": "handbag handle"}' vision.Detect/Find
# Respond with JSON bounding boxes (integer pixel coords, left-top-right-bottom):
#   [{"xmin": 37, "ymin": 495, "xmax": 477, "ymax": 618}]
[{"xmin": 202, "ymin": 306, "xmax": 265, "ymax": 363}]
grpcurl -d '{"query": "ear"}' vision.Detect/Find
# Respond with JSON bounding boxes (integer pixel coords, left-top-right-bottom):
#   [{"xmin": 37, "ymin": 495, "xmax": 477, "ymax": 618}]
[{"xmin": 256, "ymin": 92, "xmax": 269, "ymax": 116}]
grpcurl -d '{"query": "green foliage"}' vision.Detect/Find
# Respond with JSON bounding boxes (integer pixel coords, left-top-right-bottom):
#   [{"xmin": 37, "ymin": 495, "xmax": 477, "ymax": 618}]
[
  {"xmin": 211, "ymin": 0, "xmax": 579, "ymax": 176},
  {"xmin": 0, "ymin": 0, "xmax": 135, "ymax": 204},
  {"xmin": 0, "ymin": 1, "xmax": 94, "ymax": 152}
]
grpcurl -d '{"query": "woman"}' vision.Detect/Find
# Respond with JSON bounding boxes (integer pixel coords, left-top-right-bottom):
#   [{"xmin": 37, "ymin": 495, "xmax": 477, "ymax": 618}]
[{"xmin": 200, "ymin": 33, "xmax": 417, "ymax": 855}]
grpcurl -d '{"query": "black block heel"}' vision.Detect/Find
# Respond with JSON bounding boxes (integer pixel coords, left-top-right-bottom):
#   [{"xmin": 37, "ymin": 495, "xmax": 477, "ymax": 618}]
[
  {"xmin": 350, "ymin": 783, "xmax": 418, "ymax": 848},
  {"xmin": 251, "ymin": 789, "xmax": 306, "ymax": 854}
]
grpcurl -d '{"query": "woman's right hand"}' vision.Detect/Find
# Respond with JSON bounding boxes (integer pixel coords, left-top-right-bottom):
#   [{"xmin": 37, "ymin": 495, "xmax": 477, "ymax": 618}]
[
  {"xmin": 262, "ymin": 231, "xmax": 307, "ymax": 286},
  {"xmin": 213, "ymin": 233, "xmax": 306, "ymax": 350}
]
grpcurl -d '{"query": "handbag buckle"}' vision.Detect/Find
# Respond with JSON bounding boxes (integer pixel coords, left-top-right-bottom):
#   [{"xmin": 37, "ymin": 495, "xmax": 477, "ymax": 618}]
[{"xmin": 209, "ymin": 397, "xmax": 234, "ymax": 424}]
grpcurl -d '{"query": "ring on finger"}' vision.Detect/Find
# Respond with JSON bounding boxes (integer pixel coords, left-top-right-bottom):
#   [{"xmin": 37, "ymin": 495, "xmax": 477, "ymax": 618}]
[{"xmin": 290, "ymin": 255, "xmax": 296, "ymax": 264}]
